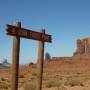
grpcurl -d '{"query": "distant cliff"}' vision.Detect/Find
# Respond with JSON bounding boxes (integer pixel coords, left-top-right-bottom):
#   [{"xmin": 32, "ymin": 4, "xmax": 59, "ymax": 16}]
[{"xmin": 0, "ymin": 59, "xmax": 11, "ymax": 68}]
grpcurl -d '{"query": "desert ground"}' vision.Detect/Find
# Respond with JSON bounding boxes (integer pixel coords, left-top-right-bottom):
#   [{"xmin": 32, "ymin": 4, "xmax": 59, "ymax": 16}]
[{"xmin": 0, "ymin": 55, "xmax": 90, "ymax": 90}]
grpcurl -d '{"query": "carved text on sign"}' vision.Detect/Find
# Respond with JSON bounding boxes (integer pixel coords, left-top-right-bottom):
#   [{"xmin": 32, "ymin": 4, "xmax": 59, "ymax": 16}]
[{"xmin": 6, "ymin": 24, "xmax": 52, "ymax": 42}]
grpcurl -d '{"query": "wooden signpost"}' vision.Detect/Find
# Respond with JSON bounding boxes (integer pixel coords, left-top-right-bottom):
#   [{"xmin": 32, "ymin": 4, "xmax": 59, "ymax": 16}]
[
  {"xmin": 11, "ymin": 22, "xmax": 21, "ymax": 90},
  {"xmin": 6, "ymin": 22, "xmax": 52, "ymax": 90},
  {"xmin": 6, "ymin": 24, "xmax": 51, "ymax": 42}
]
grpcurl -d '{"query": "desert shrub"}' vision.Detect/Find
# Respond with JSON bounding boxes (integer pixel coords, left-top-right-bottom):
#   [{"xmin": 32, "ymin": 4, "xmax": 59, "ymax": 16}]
[
  {"xmin": 19, "ymin": 74, "xmax": 25, "ymax": 78},
  {"xmin": 45, "ymin": 52, "xmax": 51, "ymax": 60},
  {"xmin": 0, "ymin": 80, "xmax": 9, "ymax": 89},
  {"xmin": 0, "ymin": 77, "xmax": 11, "ymax": 89},
  {"xmin": 77, "ymin": 72, "xmax": 81, "ymax": 75},
  {"xmin": 64, "ymin": 78, "xmax": 84, "ymax": 87},
  {"xmin": 46, "ymin": 79, "xmax": 61, "ymax": 88},
  {"xmin": 0, "ymin": 77, "xmax": 6, "ymax": 81},
  {"xmin": 84, "ymin": 76, "xmax": 90, "ymax": 81},
  {"xmin": 0, "ymin": 84, "xmax": 8, "ymax": 89},
  {"xmin": 29, "ymin": 62, "xmax": 34, "ymax": 66},
  {"xmin": 32, "ymin": 71, "xmax": 37, "ymax": 76},
  {"xmin": 24, "ymin": 80, "xmax": 37, "ymax": 90}
]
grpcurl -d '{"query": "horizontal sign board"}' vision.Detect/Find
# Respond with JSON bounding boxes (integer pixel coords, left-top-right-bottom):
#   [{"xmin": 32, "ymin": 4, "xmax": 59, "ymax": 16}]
[{"xmin": 6, "ymin": 24, "xmax": 52, "ymax": 43}]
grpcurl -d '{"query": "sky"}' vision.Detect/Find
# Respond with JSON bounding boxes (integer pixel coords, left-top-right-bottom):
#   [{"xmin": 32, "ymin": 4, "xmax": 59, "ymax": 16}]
[{"xmin": 0, "ymin": 0, "xmax": 90, "ymax": 64}]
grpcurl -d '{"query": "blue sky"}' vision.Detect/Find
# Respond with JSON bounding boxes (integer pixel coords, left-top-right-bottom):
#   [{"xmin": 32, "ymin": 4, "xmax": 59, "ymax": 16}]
[{"xmin": 0, "ymin": 0, "xmax": 90, "ymax": 64}]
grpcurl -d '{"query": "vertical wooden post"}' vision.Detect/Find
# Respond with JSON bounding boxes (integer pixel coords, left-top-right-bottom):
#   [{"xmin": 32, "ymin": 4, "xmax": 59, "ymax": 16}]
[
  {"xmin": 11, "ymin": 22, "xmax": 21, "ymax": 90},
  {"xmin": 37, "ymin": 29, "xmax": 45, "ymax": 90}
]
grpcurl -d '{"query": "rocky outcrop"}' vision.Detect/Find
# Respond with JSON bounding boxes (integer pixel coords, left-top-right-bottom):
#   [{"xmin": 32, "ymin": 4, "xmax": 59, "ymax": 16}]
[{"xmin": 74, "ymin": 37, "xmax": 90, "ymax": 55}]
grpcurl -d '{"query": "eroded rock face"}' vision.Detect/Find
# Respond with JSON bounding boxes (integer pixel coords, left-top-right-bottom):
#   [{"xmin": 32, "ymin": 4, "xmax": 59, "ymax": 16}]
[{"xmin": 74, "ymin": 38, "xmax": 90, "ymax": 55}]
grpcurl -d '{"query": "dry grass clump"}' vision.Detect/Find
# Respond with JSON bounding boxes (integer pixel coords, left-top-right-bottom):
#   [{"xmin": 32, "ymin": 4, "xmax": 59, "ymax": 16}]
[
  {"xmin": 0, "ymin": 77, "xmax": 10, "ymax": 89},
  {"xmin": 24, "ymin": 80, "xmax": 37, "ymax": 90},
  {"xmin": 46, "ymin": 79, "xmax": 62, "ymax": 88},
  {"xmin": 64, "ymin": 78, "xmax": 84, "ymax": 87},
  {"xmin": 23, "ymin": 67, "xmax": 38, "ymax": 90}
]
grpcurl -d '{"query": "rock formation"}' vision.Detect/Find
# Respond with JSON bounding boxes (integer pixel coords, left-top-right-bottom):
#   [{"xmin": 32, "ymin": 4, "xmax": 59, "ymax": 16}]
[{"xmin": 74, "ymin": 37, "xmax": 90, "ymax": 55}]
